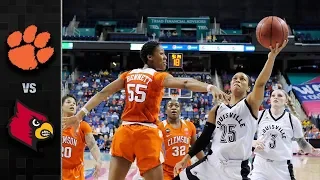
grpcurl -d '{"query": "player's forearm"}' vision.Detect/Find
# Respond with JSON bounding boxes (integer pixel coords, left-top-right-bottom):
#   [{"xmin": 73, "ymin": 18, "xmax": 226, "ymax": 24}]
[
  {"xmin": 89, "ymin": 145, "xmax": 102, "ymax": 163},
  {"xmin": 77, "ymin": 92, "xmax": 108, "ymax": 119},
  {"xmin": 184, "ymin": 78, "xmax": 217, "ymax": 92},
  {"xmin": 195, "ymin": 151, "xmax": 205, "ymax": 160},
  {"xmin": 85, "ymin": 134, "xmax": 102, "ymax": 163},
  {"xmin": 188, "ymin": 122, "xmax": 216, "ymax": 158},
  {"xmin": 296, "ymin": 138, "xmax": 313, "ymax": 153},
  {"xmin": 255, "ymin": 57, "xmax": 276, "ymax": 87}
]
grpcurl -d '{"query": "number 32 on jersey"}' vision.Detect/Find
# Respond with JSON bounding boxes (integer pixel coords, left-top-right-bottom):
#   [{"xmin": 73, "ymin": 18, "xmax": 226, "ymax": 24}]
[
  {"xmin": 172, "ymin": 146, "xmax": 186, "ymax": 156},
  {"xmin": 62, "ymin": 147, "xmax": 72, "ymax": 158},
  {"xmin": 127, "ymin": 84, "xmax": 147, "ymax": 102}
]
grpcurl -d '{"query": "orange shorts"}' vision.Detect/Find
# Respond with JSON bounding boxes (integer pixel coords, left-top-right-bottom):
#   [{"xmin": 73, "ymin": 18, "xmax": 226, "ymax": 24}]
[
  {"xmin": 62, "ymin": 164, "xmax": 84, "ymax": 180},
  {"xmin": 163, "ymin": 163, "xmax": 174, "ymax": 180},
  {"xmin": 163, "ymin": 161, "xmax": 192, "ymax": 180},
  {"xmin": 111, "ymin": 124, "xmax": 164, "ymax": 175}
]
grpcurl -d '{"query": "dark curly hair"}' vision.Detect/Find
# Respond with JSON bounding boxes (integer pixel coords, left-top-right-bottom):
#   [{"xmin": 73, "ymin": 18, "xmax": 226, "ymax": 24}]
[
  {"xmin": 62, "ymin": 94, "xmax": 77, "ymax": 105},
  {"xmin": 140, "ymin": 41, "xmax": 161, "ymax": 64}
]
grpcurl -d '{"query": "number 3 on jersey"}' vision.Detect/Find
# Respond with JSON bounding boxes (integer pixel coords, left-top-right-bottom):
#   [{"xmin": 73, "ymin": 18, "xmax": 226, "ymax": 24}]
[
  {"xmin": 127, "ymin": 84, "xmax": 147, "ymax": 102},
  {"xmin": 172, "ymin": 146, "xmax": 186, "ymax": 156},
  {"xmin": 62, "ymin": 147, "xmax": 72, "ymax": 158}
]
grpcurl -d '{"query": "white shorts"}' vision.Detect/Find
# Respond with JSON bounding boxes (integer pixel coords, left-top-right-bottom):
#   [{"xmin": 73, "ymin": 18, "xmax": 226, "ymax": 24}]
[
  {"xmin": 175, "ymin": 153, "xmax": 250, "ymax": 180},
  {"xmin": 250, "ymin": 155, "xmax": 295, "ymax": 180}
]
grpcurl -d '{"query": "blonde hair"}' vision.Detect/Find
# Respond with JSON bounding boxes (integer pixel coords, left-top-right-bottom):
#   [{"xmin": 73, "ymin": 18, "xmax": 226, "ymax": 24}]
[{"xmin": 275, "ymin": 88, "xmax": 299, "ymax": 117}]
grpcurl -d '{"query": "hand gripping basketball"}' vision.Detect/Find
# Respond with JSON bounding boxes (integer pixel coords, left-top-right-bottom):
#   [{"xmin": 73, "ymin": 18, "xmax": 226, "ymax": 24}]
[{"xmin": 268, "ymin": 40, "xmax": 289, "ymax": 60}]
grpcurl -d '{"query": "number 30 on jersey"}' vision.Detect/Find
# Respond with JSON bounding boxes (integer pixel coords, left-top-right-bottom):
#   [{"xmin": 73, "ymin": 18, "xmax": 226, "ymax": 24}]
[
  {"xmin": 62, "ymin": 147, "xmax": 72, "ymax": 158},
  {"xmin": 127, "ymin": 84, "xmax": 147, "ymax": 102}
]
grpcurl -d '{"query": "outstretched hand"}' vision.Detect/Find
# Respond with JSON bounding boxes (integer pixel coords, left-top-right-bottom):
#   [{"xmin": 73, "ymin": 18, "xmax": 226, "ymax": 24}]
[
  {"xmin": 211, "ymin": 86, "xmax": 230, "ymax": 104},
  {"xmin": 268, "ymin": 39, "xmax": 289, "ymax": 60},
  {"xmin": 62, "ymin": 115, "xmax": 82, "ymax": 135}
]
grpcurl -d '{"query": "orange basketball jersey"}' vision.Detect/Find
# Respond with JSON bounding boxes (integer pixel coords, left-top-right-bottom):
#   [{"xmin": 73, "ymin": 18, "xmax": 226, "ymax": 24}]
[
  {"xmin": 120, "ymin": 68, "xmax": 169, "ymax": 123},
  {"xmin": 62, "ymin": 121, "xmax": 92, "ymax": 169},
  {"xmin": 158, "ymin": 120, "xmax": 196, "ymax": 168}
]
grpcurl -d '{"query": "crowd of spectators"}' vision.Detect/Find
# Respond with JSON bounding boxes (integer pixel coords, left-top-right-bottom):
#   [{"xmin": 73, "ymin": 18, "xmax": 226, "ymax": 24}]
[{"xmin": 65, "ymin": 70, "xmax": 320, "ymax": 152}]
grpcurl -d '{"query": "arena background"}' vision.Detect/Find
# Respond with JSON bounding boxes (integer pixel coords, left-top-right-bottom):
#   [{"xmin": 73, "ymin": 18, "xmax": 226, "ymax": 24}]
[{"xmin": 62, "ymin": 0, "xmax": 320, "ymax": 179}]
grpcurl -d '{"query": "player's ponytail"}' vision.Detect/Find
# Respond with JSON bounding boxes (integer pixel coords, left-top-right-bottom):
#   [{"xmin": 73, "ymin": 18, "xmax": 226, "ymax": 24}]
[
  {"xmin": 284, "ymin": 90, "xmax": 299, "ymax": 118},
  {"xmin": 275, "ymin": 86, "xmax": 299, "ymax": 118}
]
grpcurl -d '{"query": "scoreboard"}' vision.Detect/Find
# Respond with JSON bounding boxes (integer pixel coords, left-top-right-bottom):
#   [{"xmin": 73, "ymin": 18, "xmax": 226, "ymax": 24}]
[{"xmin": 168, "ymin": 53, "xmax": 183, "ymax": 68}]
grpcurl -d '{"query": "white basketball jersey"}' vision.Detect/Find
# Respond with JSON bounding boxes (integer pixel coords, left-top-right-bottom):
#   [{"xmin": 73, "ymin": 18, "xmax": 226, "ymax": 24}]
[
  {"xmin": 209, "ymin": 99, "xmax": 257, "ymax": 161},
  {"xmin": 255, "ymin": 109, "xmax": 304, "ymax": 161}
]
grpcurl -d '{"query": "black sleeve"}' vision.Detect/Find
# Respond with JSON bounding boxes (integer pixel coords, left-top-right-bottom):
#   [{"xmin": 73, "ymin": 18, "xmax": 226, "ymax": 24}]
[{"xmin": 188, "ymin": 122, "xmax": 216, "ymax": 158}]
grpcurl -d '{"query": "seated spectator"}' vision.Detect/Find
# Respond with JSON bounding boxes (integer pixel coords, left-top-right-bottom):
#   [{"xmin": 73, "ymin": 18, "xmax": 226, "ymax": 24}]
[
  {"xmin": 96, "ymin": 135, "xmax": 105, "ymax": 151},
  {"xmin": 104, "ymin": 135, "xmax": 111, "ymax": 151}
]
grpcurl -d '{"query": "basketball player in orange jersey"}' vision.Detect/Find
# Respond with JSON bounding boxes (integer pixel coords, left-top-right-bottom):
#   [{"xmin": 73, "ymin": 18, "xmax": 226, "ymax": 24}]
[
  {"xmin": 63, "ymin": 41, "xmax": 229, "ymax": 180},
  {"xmin": 62, "ymin": 94, "xmax": 102, "ymax": 180},
  {"xmin": 158, "ymin": 99, "xmax": 205, "ymax": 180}
]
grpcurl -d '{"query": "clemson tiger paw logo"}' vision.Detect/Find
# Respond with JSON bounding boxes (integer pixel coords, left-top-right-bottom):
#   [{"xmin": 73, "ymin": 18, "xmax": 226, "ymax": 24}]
[{"xmin": 7, "ymin": 25, "xmax": 54, "ymax": 70}]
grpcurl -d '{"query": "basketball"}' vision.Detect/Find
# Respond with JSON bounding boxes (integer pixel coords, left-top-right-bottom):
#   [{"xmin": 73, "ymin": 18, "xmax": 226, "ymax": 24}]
[{"xmin": 256, "ymin": 16, "xmax": 289, "ymax": 49}]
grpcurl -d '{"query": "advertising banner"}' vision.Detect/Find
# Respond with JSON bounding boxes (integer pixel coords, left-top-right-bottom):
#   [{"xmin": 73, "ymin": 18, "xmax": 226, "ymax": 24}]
[
  {"xmin": 147, "ymin": 17, "xmax": 210, "ymax": 39},
  {"xmin": 130, "ymin": 43, "xmax": 255, "ymax": 52},
  {"xmin": 292, "ymin": 83, "xmax": 320, "ymax": 116}
]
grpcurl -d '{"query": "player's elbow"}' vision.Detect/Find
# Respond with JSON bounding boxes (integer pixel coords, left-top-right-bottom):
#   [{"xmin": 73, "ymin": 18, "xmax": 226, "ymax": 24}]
[{"xmin": 183, "ymin": 79, "xmax": 192, "ymax": 90}]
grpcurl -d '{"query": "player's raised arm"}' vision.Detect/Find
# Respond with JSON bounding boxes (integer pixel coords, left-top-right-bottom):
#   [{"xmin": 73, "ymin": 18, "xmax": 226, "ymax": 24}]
[
  {"xmin": 247, "ymin": 40, "xmax": 288, "ymax": 114},
  {"xmin": 77, "ymin": 77, "xmax": 124, "ymax": 119},
  {"xmin": 62, "ymin": 76, "xmax": 125, "ymax": 130},
  {"xmin": 163, "ymin": 74, "xmax": 229, "ymax": 102}
]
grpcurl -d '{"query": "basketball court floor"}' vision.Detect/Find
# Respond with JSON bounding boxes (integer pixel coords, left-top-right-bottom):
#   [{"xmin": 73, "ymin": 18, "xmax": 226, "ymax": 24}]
[{"xmin": 84, "ymin": 152, "xmax": 320, "ymax": 180}]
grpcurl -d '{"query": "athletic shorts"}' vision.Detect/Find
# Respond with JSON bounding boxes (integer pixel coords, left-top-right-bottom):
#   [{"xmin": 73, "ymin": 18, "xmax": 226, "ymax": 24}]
[
  {"xmin": 111, "ymin": 124, "xmax": 164, "ymax": 175},
  {"xmin": 174, "ymin": 151, "xmax": 250, "ymax": 180},
  {"xmin": 62, "ymin": 163, "xmax": 84, "ymax": 180},
  {"xmin": 250, "ymin": 155, "xmax": 295, "ymax": 180},
  {"xmin": 163, "ymin": 163, "xmax": 175, "ymax": 180}
]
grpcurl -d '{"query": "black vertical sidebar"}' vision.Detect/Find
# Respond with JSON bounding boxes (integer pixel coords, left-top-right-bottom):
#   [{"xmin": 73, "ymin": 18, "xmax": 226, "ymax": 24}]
[{"xmin": 0, "ymin": 0, "xmax": 61, "ymax": 179}]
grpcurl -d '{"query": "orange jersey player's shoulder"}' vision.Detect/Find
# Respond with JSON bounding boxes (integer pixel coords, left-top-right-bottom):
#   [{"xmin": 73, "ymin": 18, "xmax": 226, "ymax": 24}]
[
  {"xmin": 185, "ymin": 120, "xmax": 196, "ymax": 132},
  {"xmin": 120, "ymin": 68, "xmax": 170, "ymax": 123},
  {"xmin": 79, "ymin": 121, "xmax": 92, "ymax": 134},
  {"xmin": 184, "ymin": 120, "xmax": 197, "ymax": 137}
]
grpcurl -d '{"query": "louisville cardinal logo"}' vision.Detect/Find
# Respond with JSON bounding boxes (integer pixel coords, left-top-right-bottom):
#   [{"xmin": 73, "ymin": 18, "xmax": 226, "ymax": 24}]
[{"xmin": 7, "ymin": 100, "xmax": 54, "ymax": 151}]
